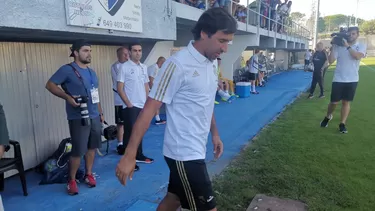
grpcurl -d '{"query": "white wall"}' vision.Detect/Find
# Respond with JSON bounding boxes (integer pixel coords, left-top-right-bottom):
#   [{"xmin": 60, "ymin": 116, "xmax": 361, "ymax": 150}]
[{"xmin": 144, "ymin": 41, "xmax": 174, "ymax": 66}]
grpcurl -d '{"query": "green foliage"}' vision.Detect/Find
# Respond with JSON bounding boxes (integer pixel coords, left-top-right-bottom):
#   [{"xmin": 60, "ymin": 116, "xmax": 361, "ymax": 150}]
[{"xmin": 360, "ymin": 19, "xmax": 375, "ymax": 35}]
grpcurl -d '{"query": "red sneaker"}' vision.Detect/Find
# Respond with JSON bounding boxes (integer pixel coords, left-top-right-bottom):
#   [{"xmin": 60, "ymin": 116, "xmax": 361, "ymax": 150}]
[
  {"xmin": 85, "ymin": 174, "xmax": 96, "ymax": 188},
  {"xmin": 67, "ymin": 180, "xmax": 78, "ymax": 195}
]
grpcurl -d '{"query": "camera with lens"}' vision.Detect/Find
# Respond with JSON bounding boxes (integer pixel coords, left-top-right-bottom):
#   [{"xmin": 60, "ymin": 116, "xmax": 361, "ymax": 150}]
[
  {"xmin": 75, "ymin": 96, "xmax": 90, "ymax": 126},
  {"xmin": 330, "ymin": 27, "xmax": 350, "ymax": 46}
]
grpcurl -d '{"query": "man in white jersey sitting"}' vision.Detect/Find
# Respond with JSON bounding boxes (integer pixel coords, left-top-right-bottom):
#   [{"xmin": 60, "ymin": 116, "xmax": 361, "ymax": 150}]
[
  {"xmin": 116, "ymin": 7, "xmax": 237, "ymax": 211},
  {"xmin": 111, "ymin": 47, "xmax": 129, "ymax": 155},
  {"xmin": 320, "ymin": 27, "xmax": 366, "ymax": 133},
  {"xmin": 148, "ymin": 56, "xmax": 167, "ymax": 125}
]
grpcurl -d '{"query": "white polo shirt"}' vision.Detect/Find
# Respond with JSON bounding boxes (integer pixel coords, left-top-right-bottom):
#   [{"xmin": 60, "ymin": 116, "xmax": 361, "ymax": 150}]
[
  {"xmin": 111, "ymin": 61, "xmax": 125, "ymax": 106},
  {"xmin": 332, "ymin": 42, "xmax": 366, "ymax": 83},
  {"xmin": 249, "ymin": 54, "xmax": 259, "ymax": 73},
  {"xmin": 117, "ymin": 60, "xmax": 149, "ymax": 109},
  {"xmin": 149, "ymin": 41, "xmax": 219, "ymax": 161},
  {"xmin": 147, "ymin": 63, "xmax": 159, "ymax": 79}
]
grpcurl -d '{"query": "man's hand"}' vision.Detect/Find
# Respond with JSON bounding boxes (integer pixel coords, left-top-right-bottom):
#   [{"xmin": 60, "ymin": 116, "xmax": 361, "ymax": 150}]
[
  {"xmin": 212, "ymin": 136, "xmax": 224, "ymax": 159},
  {"xmin": 116, "ymin": 155, "xmax": 136, "ymax": 185},
  {"xmin": 100, "ymin": 114, "xmax": 104, "ymax": 123},
  {"xmin": 67, "ymin": 96, "xmax": 80, "ymax": 107}
]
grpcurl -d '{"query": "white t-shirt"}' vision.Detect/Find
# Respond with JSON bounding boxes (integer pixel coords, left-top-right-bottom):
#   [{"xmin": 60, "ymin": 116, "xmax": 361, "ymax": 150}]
[
  {"xmin": 149, "ymin": 41, "xmax": 219, "ymax": 161},
  {"xmin": 249, "ymin": 54, "xmax": 259, "ymax": 73},
  {"xmin": 111, "ymin": 61, "xmax": 125, "ymax": 106},
  {"xmin": 147, "ymin": 63, "xmax": 159, "ymax": 78},
  {"xmin": 117, "ymin": 60, "xmax": 149, "ymax": 109},
  {"xmin": 332, "ymin": 42, "xmax": 367, "ymax": 83},
  {"xmin": 305, "ymin": 51, "xmax": 312, "ymax": 60}
]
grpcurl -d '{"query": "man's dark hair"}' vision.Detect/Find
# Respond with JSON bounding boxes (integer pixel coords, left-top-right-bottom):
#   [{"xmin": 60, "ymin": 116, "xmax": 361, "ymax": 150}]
[
  {"xmin": 70, "ymin": 39, "xmax": 91, "ymax": 57},
  {"xmin": 348, "ymin": 26, "xmax": 359, "ymax": 34},
  {"xmin": 191, "ymin": 7, "xmax": 237, "ymax": 40},
  {"xmin": 129, "ymin": 42, "xmax": 142, "ymax": 51}
]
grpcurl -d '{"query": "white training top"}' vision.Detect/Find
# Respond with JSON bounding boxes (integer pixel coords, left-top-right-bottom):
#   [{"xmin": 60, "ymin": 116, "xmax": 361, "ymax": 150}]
[
  {"xmin": 111, "ymin": 61, "xmax": 125, "ymax": 106},
  {"xmin": 332, "ymin": 42, "xmax": 367, "ymax": 83},
  {"xmin": 149, "ymin": 41, "xmax": 219, "ymax": 161},
  {"xmin": 305, "ymin": 51, "xmax": 312, "ymax": 60},
  {"xmin": 117, "ymin": 60, "xmax": 149, "ymax": 109},
  {"xmin": 249, "ymin": 54, "xmax": 259, "ymax": 73},
  {"xmin": 147, "ymin": 63, "xmax": 159, "ymax": 78}
]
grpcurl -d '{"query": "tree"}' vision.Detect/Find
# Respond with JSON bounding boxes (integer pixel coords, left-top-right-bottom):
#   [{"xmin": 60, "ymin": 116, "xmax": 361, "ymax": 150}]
[
  {"xmin": 360, "ymin": 19, "xmax": 375, "ymax": 35},
  {"xmin": 290, "ymin": 12, "xmax": 306, "ymax": 24},
  {"xmin": 323, "ymin": 14, "xmax": 364, "ymax": 32}
]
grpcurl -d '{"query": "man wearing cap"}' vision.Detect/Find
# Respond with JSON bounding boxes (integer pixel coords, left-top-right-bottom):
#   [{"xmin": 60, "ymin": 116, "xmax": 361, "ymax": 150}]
[{"xmin": 46, "ymin": 40, "xmax": 104, "ymax": 195}]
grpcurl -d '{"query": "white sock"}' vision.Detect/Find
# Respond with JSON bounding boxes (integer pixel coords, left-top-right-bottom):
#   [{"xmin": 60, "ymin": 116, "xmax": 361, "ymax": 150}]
[
  {"xmin": 117, "ymin": 142, "xmax": 123, "ymax": 146},
  {"xmin": 252, "ymin": 85, "xmax": 256, "ymax": 92},
  {"xmin": 155, "ymin": 115, "xmax": 161, "ymax": 121}
]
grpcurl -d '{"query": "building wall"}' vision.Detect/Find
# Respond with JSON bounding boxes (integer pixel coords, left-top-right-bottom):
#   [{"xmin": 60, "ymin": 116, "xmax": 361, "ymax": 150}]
[
  {"xmin": 0, "ymin": 0, "xmax": 176, "ymax": 41},
  {"xmin": 0, "ymin": 42, "xmax": 128, "ymax": 171}
]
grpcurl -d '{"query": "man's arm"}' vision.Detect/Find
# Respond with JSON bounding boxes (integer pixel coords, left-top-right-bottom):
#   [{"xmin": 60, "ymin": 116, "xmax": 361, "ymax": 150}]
[
  {"xmin": 347, "ymin": 47, "xmax": 366, "ymax": 60},
  {"xmin": 328, "ymin": 46, "xmax": 337, "ymax": 64},
  {"xmin": 210, "ymin": 113, "xmax": 219, "ymax": 138},
  {"xmin": 322, "ymin": 51, "xmax": 330, "ymax": 70},
  {"xmin": 145, "ymin": 83, "xmax": 150, "ymax": 99},
  {"xmin": 117, "ymin": 82, "xmax": 133, "ymax": 107},
  {"xmin": 45, "ymin": 81, "xmax": 71, "ymax": 101},
  {"xmin": 148, "ymin": 76, "xmax": 154, "ymax": 89}
]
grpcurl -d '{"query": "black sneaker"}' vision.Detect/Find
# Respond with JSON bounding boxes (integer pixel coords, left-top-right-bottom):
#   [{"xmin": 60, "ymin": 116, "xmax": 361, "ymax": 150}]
[
  {"xmin": 155, "ymin": 120, "xmax": 166, "ymax": 125},
  {"xmin": 319, "ymin": 94, "xmax": 325, "ymax": 98},
  {"xmin": 117, "ymin": 145, "xmax": 125, "ymax": 155},
  {"xmin": 339, "ymin": 123, "xmax": 348, "ymax": 134},
  {"xmin": 134, "ymin": 165, "xmax": 140, "ymax": 171},
  {"xmin": 136, "ymin": 155, "xmax": 154, "ymax": 164},
  {"xmin": 320, "ymin": 114, "xmax": 333, "ymax": 127}
]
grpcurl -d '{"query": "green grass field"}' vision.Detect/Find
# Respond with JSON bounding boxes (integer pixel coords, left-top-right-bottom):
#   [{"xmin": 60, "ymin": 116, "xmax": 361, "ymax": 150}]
[{"xmin": 213, "ymin": 57, "xmax": 375, "ymax": 211}]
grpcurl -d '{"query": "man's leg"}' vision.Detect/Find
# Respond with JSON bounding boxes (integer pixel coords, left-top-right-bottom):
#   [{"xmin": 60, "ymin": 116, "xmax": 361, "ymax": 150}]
[
  {"xmin": 121, "ymin": 108, "xmax": 141, "ymax": 170},
  {"xmin": 338, "ymin": 82, "xmax": 358, "ymax": 133},
  {"xmin": 127, "ymin": 107, "xmax": 153, "ymax": 163},
  {"xmin": 68, "ymin": 119, "xmax": 91, "ymax": 195},
  {"xmin": 309, "ymin": 73, "xmax": 318, "ymax": 97},
  {"xmin": 84, "ymin": 116, "xmax": 103, "ymax": 187},
  {"xmin": 317, "ymin": 73, "xmax": 324, "ymax": 97},
  {"xmin": 320, "ymin": 82, "xmax": 341, "ymax": 127},
  {"xmin": 157, "ymin": 192, "xmax": 181, "ymax": 211},
  {"xmin": 115, "ymin": 106, "xmax": 125, "ymax": 154}
]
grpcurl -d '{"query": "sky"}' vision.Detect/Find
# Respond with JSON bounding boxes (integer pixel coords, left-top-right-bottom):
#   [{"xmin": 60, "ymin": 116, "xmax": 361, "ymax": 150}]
[{"xmin": 239, "ymin": 0, "xmax": 375, "ymax": 20}]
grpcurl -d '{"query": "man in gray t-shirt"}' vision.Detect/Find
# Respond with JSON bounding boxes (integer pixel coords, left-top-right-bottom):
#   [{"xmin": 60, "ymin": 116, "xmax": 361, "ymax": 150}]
[{"xmin": 320, "ymin": 27, "xmax": 367, "ymax": 133}]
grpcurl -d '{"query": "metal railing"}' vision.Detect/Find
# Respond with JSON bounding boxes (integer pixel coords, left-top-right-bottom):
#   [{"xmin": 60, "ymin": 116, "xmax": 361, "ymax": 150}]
[{"xmin": 174, "ymin": 0, "xmax": 310, "ymax": 40}]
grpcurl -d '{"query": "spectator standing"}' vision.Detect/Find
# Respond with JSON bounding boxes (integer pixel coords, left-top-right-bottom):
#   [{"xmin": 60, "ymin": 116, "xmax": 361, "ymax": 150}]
[
  {"xmin": 111, "ymin": 47, "xmax": 129, "ymax": 155},
  {"xmin": 46, "ymin": 40, "xmax": 104, "ymax": 195},
  {"xmin": 117, "ymin": 43, "xmax": 154, "ymax": 164},
  {"xmin": 148, "ymin": 56, "xmax": 167, "ymax": 125},
  {"xmin": 308, "ymin": 42, "xmax": 329, "ymax": 99}
]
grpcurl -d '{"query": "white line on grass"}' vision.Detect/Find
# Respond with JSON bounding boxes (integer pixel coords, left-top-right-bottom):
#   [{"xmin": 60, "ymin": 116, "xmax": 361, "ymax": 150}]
[{"xmin": 360, "ymin": 61, "xmax": 375, "ymax": 71}]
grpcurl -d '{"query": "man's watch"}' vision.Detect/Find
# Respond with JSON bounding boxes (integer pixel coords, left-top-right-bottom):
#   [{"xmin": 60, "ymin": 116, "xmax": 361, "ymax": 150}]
[{"xmin": 347, "ymin": 46, "xmax": 351, "ymax": 50}]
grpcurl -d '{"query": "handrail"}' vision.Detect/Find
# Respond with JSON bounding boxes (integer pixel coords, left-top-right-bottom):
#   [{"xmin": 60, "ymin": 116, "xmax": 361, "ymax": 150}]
[{"xmin": 175, "ymin": 0, "xmax": 310, "ymax": 40}]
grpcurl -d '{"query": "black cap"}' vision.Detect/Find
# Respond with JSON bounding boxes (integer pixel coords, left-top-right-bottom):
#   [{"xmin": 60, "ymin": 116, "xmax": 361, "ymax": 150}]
[
  {"xmin": 70, "ymin": 39, "xmax": 91, "ymax": 57},
  {"xmin": 217, "ymin": 58, "xmax": 221, "ymax": 60}
]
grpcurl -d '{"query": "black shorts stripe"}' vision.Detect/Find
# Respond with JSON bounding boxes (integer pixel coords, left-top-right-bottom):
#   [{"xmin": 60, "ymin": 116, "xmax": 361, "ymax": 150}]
[{"xmin": 176, "ymin": 161, "xmax": 197, "ymax": 210}]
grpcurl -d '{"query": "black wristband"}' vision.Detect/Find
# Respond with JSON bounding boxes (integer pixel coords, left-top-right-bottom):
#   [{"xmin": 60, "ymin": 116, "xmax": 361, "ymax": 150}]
[{"xmin": 347, "ymin": 46, "xmax": 351, "ymax": 50}]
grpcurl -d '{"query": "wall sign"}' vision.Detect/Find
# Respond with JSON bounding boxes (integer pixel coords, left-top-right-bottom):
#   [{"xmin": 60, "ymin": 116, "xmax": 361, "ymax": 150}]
[{"xmin": 65, "ymin": 0, "xmax": 143, "ymax": 33}]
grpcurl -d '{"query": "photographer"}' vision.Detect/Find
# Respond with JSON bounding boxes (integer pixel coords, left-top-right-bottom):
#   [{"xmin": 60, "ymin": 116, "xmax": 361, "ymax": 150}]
[
  {"xmin": 46, "ymin": 40, "xmax": 104, "ymax": 195},
  {"xmin": 320, "ymin": 27, "xmax": 366, "ymax": 133}
]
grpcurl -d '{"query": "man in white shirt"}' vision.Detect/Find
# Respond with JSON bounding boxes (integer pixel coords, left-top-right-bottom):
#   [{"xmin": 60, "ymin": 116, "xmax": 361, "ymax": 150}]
[
  {"xmin": 117, "ymin": 43, "xmax": 154, "ymax": 169},
  {"xmin": 115, "ymin": 7, "xmax": 237, "ymax": 211},
  {"xmin": 320, "ymin": 27, "xmax": 366, "ymax": 133},
  {"xmin": 147, "ymin": 56, "xmax": 167, "ymax": 125},
  {"xmin": 111, "ymin": 47, "xmax": 129, "ymax": 155},
  {"xmin": 304, "ymin": 49, "xmax": 312, "ymax": 70},
  {"xmin": 248, "ymin": 49, "xmax": 260, "ymax": 94}
]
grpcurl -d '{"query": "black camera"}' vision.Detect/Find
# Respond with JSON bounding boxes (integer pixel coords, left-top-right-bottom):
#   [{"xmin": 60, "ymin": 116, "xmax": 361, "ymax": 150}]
[
  {"xmin": 75, "ymin": 96, "xmax": 90, "ymax": 126},
  {"xmin": 331, "ymin": 27, "xmax": 350, "ymax": 46}
]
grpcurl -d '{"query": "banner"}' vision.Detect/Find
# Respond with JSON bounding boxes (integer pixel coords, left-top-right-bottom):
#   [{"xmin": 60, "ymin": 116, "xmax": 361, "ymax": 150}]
[{"xmin": 65, "ymin": 0, "xmax": 142, "ymax": 33}]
